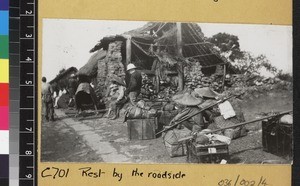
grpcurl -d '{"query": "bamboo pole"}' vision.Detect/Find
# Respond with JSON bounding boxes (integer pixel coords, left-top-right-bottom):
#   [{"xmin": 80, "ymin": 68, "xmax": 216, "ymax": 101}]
[
  {"xmin": 176, "ymin": 22, "xmax": 184, "ymax": 91},
  {"xmin": 126, "ymin": 36, "xmax": 132, "ymax": 66},
  {"xmin": 222, "ymin": 64, "xmax": 226, "ymax": 92}
]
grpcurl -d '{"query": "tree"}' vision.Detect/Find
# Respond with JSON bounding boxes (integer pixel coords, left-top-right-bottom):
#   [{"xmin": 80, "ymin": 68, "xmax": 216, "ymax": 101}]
[
  {"xmin": 232, "ymin": 52, "xmax": 278, "ymax": 75},
  {"xmin": 207, "ymin": 33, "xmax": 243, "ymax": 61}
]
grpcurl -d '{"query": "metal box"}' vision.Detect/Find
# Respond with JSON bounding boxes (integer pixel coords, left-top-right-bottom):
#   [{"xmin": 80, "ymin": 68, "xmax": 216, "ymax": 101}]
[
  {"xmin": 186, "ymin": 141, "xmax": 229, "ymax": 163},
  {"xmin": 262, "ymin": 119, "xmax": 292, "ymax": 159}
]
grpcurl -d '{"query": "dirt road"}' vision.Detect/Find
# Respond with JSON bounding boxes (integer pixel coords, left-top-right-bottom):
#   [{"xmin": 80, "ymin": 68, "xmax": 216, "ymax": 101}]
[{"xmin": 41, "ymin": 89, "xmax": 292, "ymax": 164}]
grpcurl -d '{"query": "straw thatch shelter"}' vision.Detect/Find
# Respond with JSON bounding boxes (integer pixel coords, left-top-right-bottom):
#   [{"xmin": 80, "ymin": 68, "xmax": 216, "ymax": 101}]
[
  {"xmin": 77, "ymin": 49, "xmax": 107, "ymax": 79},
  {"xmin": 49, "ymin": 67, "xmax": 78, "ymax": 91},
  {"xmin": 83, "ymin": 22, "xmax": 227, "ymax": 97}
]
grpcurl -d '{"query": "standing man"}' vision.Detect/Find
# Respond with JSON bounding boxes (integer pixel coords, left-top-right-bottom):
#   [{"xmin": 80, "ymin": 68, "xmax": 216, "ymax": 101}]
[
  {"xmin": 125, "ymin": 64, "xmax": 142, "ymax": 105},
  {"xmin": 41, "ymin": 77, "xmax": 54, "ymax": 121}
]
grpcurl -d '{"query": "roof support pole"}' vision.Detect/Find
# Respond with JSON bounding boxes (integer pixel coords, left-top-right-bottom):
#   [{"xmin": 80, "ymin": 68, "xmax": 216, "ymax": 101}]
[
  {"xmin": 176, "ymin": 22, "xmax": 184, "ymax": 91},
  {"xmin": 221, "ymin": 64, "xmax": 226, "ymax": 92},
  {"xmin": 126, "ymin": 36, "xmax": 132, "ymax": 66}
]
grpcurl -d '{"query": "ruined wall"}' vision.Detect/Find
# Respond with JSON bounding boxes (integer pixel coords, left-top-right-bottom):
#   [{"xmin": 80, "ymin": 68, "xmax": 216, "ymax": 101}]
[{"xmin": 97, "ymin": 41, "xmax": 125, "ymax": 97}]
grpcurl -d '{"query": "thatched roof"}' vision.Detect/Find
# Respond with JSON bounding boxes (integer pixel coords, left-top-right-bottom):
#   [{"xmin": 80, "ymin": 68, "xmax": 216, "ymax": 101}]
[
  {"xmin": 50, "ymin": 67, "xmax": 77, "ymax": 84},
  {"xmin": 77, "ymin": 49, "xmax": 107, "ymax": 77},
  {"xmin": 90, "ymin": 22, "xmax": 225, "ymax": 68}
]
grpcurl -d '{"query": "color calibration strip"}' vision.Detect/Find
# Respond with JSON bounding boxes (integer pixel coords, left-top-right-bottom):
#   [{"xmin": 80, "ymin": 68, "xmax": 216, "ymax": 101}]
[
  {"xmin": 0, "ymin": 0, "xmax": 10, "ymax": 185},
  {"xmin": 9, "ymin": 0, "xmax": 21, "ymax": 185}
]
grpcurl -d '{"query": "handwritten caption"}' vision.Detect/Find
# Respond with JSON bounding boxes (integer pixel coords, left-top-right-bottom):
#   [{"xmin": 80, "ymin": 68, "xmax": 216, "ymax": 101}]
[
  {"xmin": 218, "ymin": 175, "xmax": 268, "ymax": 186},
  {"xmin": 41, "ymin": 167, "xmax": 186, "ymax": 182}
]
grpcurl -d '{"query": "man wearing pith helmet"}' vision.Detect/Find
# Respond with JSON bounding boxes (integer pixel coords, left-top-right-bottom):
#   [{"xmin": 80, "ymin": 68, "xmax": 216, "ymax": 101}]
[{"xmin": 125, "ymin": 63, "xmax": 142, "ymax": 105}]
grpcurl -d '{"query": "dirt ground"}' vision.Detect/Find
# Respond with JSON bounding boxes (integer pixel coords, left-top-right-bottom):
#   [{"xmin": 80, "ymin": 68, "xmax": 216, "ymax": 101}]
[{"xmin": 41, "ymin": 88, "xmax": 292, "ymax": 164}]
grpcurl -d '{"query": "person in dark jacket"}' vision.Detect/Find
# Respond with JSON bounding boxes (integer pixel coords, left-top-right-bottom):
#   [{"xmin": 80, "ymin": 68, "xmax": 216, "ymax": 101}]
[
  {"xmin": 42, "ymin": 77, "xmax": 54, "ymax": 121},
  {"xmin": 125, "ymin": 63, "xmax": 142, "ymax": 105}
]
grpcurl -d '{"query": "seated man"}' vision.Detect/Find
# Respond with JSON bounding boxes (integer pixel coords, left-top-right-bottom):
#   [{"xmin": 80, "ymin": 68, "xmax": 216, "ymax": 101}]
[
  {"xmin": 171, "ymin": 92, "xmax": 205, "ymax": 132},
  {"xmin": 104, "ymin": 76, "xmax": 127, "ymax": 120}
]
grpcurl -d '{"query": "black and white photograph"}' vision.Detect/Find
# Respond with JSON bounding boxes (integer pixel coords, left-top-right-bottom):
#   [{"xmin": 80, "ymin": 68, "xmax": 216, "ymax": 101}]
[{"xmin": 41, "ymin": 19, "xmax": 293, "ymax": 164}]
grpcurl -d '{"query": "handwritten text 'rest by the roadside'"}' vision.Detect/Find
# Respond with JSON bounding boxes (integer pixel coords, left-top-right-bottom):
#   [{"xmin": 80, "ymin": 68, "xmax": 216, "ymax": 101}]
[{"xmin": 41, "ymin": 167, "xmax": 186, "ymax": 182}]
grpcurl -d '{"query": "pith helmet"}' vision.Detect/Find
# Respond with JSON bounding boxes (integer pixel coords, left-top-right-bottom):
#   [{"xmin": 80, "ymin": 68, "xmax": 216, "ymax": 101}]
[{"xmin": 127, "ymin": 63, "xmax": 137, "ymax": 71}]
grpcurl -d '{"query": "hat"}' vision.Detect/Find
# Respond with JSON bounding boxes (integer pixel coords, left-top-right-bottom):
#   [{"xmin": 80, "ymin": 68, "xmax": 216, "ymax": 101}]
[
  {"xmin": 172, "ymin": 92, "xmax": 203, "ymax": 106},
  {"xmin": 193, "ymin": 87, "xmax": 219, "ymax": 99},
  {"xmin": 127, "ymin": 63, "xmax": 137, "ymax": 71},
  {"xmin": 111, "ymin": 75, "xmax": 125, "ymax": 86}
]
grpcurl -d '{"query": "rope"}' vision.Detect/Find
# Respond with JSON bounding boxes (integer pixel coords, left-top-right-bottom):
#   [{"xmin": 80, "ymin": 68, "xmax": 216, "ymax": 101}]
[
  {"xmin": 131, "ymin": 40, "xmax": 155, "ymax": 57},
  {"xmin": 184, "ymin": 42, "xmax": 210, "ymax": 46},
  {"xmin": 187, "ymin": 53, "xmax": 216, "ymax": 58},
  {"xmin": 132, "ymin": 38, "xmax": 175, "ymax": 47}
]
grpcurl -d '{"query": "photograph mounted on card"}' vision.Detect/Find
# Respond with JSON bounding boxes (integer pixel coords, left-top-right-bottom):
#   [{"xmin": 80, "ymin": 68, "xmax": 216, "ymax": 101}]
[{"xmin": 40, "ymin": 19, "xmax": 292, "ymax": 164}]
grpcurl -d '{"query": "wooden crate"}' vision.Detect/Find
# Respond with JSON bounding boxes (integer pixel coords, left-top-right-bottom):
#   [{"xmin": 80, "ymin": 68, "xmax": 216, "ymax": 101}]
[
  {"xmin": 262, "ymin": 119, "xmax": 292, "ymax": 159},
  {"xmin": 127, "ymin": 117, "xmax": 158, "ymax": 140},
  {"xmin": 186, "ymin": 141, "xmax": 229, "ymax": 163}
]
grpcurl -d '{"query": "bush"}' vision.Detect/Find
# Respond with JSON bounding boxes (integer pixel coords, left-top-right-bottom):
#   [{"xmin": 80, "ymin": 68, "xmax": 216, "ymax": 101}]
[{"xmin": 276, "ymin": 72, "xmax": 293, "ymax": 82}]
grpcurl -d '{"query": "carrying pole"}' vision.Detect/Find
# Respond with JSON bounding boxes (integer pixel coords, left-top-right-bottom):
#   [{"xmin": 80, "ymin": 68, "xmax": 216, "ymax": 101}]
[
  {"xmin": 156, "ymin": 92, "xmax": 243, "ymax": 135},
  {"xmin": 178, "ymin": 110, "xmax": 293, "ymax": 142}
]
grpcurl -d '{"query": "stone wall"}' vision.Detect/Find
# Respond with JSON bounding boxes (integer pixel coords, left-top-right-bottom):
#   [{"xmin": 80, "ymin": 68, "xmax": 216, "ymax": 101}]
[{"xmin": 96, "ymin": 41, "xmax": 125, "ymax": 97}]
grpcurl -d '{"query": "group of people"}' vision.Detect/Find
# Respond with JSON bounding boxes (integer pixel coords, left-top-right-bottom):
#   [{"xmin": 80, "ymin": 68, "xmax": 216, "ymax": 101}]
[{"xmin": 42, "ymin": 63, "xmax": 143, "ymax": 122}]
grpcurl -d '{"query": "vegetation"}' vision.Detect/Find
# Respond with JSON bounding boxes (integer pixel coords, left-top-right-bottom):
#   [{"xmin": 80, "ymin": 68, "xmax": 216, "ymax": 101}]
[{"xmin": 208, "ymin": 33, "xmax": 279, "ymax": 76}]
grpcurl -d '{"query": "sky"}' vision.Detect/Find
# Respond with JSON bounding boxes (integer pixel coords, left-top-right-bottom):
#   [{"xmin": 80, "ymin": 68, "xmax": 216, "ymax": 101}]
[{"xmin": 42, "ymin": 19, "xmax": 292, "ymax": 81}]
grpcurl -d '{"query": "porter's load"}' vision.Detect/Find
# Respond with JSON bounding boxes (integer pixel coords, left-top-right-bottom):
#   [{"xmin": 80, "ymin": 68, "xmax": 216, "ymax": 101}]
[
  {"xmin": 125, "ymin": 100, "xmax": 157, "ymax": 119},
  {"xmin": 163, "ymin": 126, "xmax": 192, "ymax": 157},
  {"xmin": 195, "ymin": 134, "xmax": 210, "ymax": 145}
]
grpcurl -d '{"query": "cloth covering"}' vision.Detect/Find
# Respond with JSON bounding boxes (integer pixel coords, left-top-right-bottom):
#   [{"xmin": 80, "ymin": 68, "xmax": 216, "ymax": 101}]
[
  {"xmin": 75, "ymin": 83, "xmax": 98, "ymax": 110},
  {"xmin": 171, "ymin": 106, "xmax": 205, "ymax": 131},
  {"xmin": 218, "ymin": 101, "xmax": 236, "ymax": 119}
]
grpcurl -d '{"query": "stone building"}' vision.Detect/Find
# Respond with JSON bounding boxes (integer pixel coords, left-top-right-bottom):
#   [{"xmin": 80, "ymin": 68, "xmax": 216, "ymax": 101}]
[{"xmin": 78, "ymin": 22, "xmax": 227, "ymax": 98}]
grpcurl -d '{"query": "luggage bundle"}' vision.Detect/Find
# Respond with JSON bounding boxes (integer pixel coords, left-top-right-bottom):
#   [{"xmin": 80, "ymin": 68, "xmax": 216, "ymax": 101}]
[
  {"xmin": 126, "ymin": 101, "xmax": 159, "ymax": 140},
  {"xmin": 162, "ymin": 127, "xmax": 192, "ymax": 157}
]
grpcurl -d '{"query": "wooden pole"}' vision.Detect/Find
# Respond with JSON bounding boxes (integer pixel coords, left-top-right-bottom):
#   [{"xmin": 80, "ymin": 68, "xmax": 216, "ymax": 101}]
[
  {"xmin": 176, "ymin": 22, "xmax": 184, "ymax": 91},
  {"xmin": 126, "ymin": 36, "xmax": 132, "ymax": 66},
  {"xmin": 221, "ymin": 64, "xmax": 226, "ymax": 92}
]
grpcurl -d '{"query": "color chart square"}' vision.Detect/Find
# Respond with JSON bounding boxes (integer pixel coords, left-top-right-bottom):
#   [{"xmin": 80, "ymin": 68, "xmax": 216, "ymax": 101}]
[
  {"xmin": 0, "ymin": 0, "xmax": 9, "ymax": 10},
  {"xmin": 0, "ymin": 59, "xmax": 8, "ymax": 83},
  {"xmin": 0, "ymin": 35, "xmax": 8, "ymax": 59},
  {"xmin": 0, "ymin": 107, "xmax": 8, "ymax": 130},
  {"xmin": 0, "ymin": 130, "xmax": 8, "ymax": 154},
  {"xmin": 0, "ymin": 11, "xmax": 8, "ymax": 35},
  {"xmin": 0, "ymin": 83, "xmax": 8, "ymax": 106}
]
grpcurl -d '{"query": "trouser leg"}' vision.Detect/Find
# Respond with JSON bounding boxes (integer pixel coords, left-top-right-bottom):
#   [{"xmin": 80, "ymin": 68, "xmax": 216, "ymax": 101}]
[
  {"xmin": 44, "ymin": 101, "xmax": 49, "ymax": 121},
  {"xmin": 49, "ymin": 102, "xmax": 54, "ymax": 121}
]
